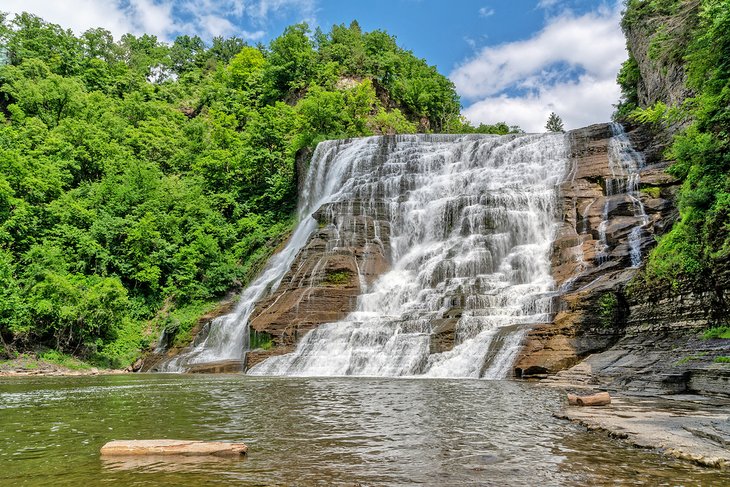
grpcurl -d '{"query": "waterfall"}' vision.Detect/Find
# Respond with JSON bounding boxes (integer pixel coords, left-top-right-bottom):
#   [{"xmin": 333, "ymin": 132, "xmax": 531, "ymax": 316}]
[
  {"xmin": 248, "ymin": 133, "xmax": 570, "ymax": 378},
  {"xmin": 598, "ymin": 123, "xmax": 648, "ymax": 268},
  {"xmin": 157, "ymin": 138, "xmax": 375, "ymax": 371}
]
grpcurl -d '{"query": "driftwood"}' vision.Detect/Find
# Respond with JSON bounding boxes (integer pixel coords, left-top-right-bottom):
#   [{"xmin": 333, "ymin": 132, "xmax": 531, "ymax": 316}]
[
  {"xmin": 100, "ymin": 440, "xmax": 248, "ymax": 457},
  {"xmin": 567, "ymin": 392, "xmax": 611, "ymax": 407}
]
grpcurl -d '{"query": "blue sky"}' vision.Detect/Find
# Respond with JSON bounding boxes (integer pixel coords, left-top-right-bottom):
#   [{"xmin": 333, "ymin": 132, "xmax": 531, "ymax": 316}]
[{"xmin": 3, "ymin": 0, "xmax": 627, "ymax": 132}]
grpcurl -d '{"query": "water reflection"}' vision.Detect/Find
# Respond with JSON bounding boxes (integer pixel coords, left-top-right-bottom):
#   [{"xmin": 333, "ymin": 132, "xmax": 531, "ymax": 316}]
[
  {"xmin": 101, "ymin": 454, "xmax": 245, "ymax": 473},
  {"xmin": 0, "ymin": 375, "xmax": 726, "ymax": 486}
]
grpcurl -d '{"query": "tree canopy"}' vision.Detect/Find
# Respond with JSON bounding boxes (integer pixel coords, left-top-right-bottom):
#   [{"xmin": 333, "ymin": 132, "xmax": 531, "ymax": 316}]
[
  {"xmin": 617, "ymin": 0, "xmax": 730, "ymax": 286},
  {"xmin": 0, "ymin": 14, "xmax": 516, "ymax": 366},
  {"xmin": 545, "ymin": 112, "xmax": 564, "ymax": 133}
]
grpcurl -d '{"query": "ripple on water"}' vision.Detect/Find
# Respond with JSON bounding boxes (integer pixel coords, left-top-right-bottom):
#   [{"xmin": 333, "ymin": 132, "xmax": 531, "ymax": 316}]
[{"xmin": 0, "ymin": 374, "xmax": 727, "ymax": 486}]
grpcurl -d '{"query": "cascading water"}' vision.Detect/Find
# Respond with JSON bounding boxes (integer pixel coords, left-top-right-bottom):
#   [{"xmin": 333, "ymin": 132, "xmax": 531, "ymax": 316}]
[
  {"xmin": 248, "ymin": 133, "xmax": 570, "ymax": 378},
  {"xmin": 596, "ymin": 123, "xmax": 648, "ymax": 268},
  {"xmin": 157, "ymin": 139, "xmax": 377, "ymax": 371}
]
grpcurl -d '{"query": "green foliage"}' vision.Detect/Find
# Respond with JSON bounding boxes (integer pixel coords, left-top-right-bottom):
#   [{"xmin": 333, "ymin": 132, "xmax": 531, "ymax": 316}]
[
  {"xmin": 715, "ymin": 356, "xmax": 730, "ymax": 363},
  {"xmin": 702, "ymin": 326, "xmax": 730, "ymax": 340},
  {"xmin": 444, "ymin": 117, "xmax": 521, "ymax": 135},
  {"xmin": 156, "ymin": 300, "xmax": 220, "ymax": 349},
  {"xmin": 628, "ymin": 101, "xmax": 687, "ymax": 126},
  {"xmin": 545, "ymin": 112, "xmax": 564, "ymax": 133},
  {"xmin": 38, "ymin": 349, "xmax": 91, "ymax": 370},
  {"xmin": 324, "ymin": 270, "xmax": 352, "ymax": 285},
  {"xmin": 641, "ymin": 186, "xmax": 662, "ymax": 198},
  {"xmin": 674, "ymin": 351, "xmax": 707, "ymax": 366},
  {"xmin": 250, "ymin": 330, "xmax": 274, "ymax": 350},
  {"xmin": 0, "ymin": 13, "xmax": 469, "ymax": 366},
  {"xmin": 622, "ymin": 0, "xmax": 684, "ymax": 28},
  {"xmin": 597, "ymin": 292, "xmax": 619, "ymax": 328},
  {"xmin": 621, "ymin": 1, "xmax": 730, "ymax": 287},
  {"xmin": 614, "ymin": 55, "xmax": 641, "ymax": 119}
]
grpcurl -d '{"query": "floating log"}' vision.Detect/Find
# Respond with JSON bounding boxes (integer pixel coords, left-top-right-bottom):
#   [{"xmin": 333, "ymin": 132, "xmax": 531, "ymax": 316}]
[
  {"xmin": 567, "ymin": 392, "xmax": 611, "ymax": 407},
  {"xmin": 100, "ymin": 440, "xmax": 248, "ymax": 457}
]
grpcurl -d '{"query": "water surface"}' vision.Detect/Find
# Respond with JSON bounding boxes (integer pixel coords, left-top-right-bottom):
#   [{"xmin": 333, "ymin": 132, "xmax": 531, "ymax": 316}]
[{"xmin": 0, "ymin": 374, "xmax": 726, "ymax": 486}]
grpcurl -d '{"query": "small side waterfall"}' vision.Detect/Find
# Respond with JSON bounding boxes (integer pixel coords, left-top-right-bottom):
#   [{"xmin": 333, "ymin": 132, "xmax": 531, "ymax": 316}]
[
  {"xmin": 249, "ymin": 133, "xmax": 570, "ymax": 378},
  {"xmin": 596, "ymin": 123, "xmax": 648, "ymax": 268},
  {"xmin": 158, "ymin": 219, "xmax": 316, "ymax": 371}
]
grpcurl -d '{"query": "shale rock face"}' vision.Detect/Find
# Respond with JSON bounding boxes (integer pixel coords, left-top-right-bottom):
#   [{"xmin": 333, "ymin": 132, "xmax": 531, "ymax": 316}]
[
  {"xmin": 515, "ymin": 124, "xmax": 730, "ymax": 396},
  {"xmin": 514, "ymin": 123, "xmax": 680, "ymax": 379},
  {"xmin": 245, "ymin": 202, "xmax": 391, "ymax": 368}
]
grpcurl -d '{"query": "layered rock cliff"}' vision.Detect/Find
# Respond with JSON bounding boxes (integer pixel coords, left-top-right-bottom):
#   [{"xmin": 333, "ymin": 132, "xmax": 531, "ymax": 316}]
[
  {"xmin": 518, "ymin": 1, "xmax": 729, "ymax": 397},
  {"xmin": 515, "ymin": 123, "xmax": 676, "ymax": 375},
  {"xmin": 245, "ymin": 202, "xmax": 392, "ymax": 368}
]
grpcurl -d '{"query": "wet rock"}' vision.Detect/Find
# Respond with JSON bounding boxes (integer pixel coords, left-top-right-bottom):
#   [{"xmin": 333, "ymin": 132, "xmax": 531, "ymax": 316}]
[
  {"xmin": 127, "ymin": 358, "xmax": 144, "ymax": 373},
  {"xmin": 556, "ymin": 395, "xmax": 730, "ymax": 468},
  {"xmin": 245, "ymin": 200, "xmax": 393, "ymax": 363},
  {"xmin": 517, "ymin": 123, "xmax": 683, "ymax": 381},
  {"xmin": 429, "ymin": 318, "xmax": 458, "ymax": 354}
]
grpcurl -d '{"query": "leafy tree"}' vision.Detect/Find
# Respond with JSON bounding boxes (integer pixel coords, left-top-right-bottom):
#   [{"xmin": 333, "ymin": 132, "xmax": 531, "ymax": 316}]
[
  {"xmin": 545, "ymin": 112, "xmax": 564, "ymax": 132},
  {"xmin": 264, "ymin": 23, "xmax": 316, "ymax": 99},
  {"xmin": 0, "ymin": 12, "xmax": 487, "ymax": 367}
]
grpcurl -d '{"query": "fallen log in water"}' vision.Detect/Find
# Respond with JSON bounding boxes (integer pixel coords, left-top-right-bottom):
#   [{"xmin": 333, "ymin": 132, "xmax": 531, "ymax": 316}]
[
  {"xmin": 100, "ymin": 440, "xmax": 248, "ymax": 457},
  {"xmin": 567, "ymin": 392, "xmax": 611, "ymax": 407}
]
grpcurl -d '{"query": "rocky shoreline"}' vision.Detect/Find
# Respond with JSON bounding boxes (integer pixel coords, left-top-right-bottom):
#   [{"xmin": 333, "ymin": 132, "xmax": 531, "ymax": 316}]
[
  {"xmin": 539, "ymin": 362, "xmax": 729, "ymax": 469},
  {"xmin": 0, "ymin": 358, "xmax": 127, "ymax": 377},
  {"xmin": 554, "ymin": 391, "xmax": 729, "ymax": 469}
]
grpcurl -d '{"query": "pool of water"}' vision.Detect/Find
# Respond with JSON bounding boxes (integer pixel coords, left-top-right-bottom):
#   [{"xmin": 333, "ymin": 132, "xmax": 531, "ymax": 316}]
[{"xmin": 0, "ymin": 374, "xmax": 726, "ymax": 486}]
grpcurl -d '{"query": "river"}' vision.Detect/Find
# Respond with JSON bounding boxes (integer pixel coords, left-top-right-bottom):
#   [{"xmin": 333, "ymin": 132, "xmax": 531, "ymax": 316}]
[{"xmin": 0, "ymin": 374, "xmax": 726, "ymax": 486}]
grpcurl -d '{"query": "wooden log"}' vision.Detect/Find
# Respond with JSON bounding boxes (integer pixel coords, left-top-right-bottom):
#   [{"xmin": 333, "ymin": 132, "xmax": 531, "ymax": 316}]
[
  {"xmin": 100, "ymin": 440, "xmax": 248, "ymax": 457},
  {"xmin": 567, "ymin": 392, "xmax": 611, "ymax": 407}
]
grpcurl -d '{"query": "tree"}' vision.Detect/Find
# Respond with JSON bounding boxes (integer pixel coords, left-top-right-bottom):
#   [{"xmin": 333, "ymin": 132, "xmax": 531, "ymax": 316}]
[
  {"xmin": 0, "ymin": 12, "xmax": 474, "ymax": 366},
  {"xmin": 545, "ymin": 112, "xmax": 564, "ymax": 132}
]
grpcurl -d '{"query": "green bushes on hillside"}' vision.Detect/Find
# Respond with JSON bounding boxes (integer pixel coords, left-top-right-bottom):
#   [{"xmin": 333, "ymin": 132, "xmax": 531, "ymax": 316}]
[
  {"xmin": 0, "ymin": 14, "xmax": 472, "ymax": 366},
  {"xmin": 617, "ymin": 0, "xmax": 730, "ymax": 285}
]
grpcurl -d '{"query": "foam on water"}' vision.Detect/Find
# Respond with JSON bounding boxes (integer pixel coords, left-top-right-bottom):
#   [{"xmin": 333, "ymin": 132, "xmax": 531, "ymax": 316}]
[{"xmin": 247, "ymin": 133, "xmax": 570, "ymax": 378}]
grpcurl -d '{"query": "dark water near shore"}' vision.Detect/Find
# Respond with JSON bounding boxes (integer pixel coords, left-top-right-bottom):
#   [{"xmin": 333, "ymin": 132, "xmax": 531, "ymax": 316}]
[{"xmin": 0, "ymin": 374, "xmax": 727, "ymax": 486}]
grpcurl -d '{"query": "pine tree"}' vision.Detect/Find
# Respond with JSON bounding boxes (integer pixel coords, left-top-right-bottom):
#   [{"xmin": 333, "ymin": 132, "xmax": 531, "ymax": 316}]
[{"xmin": 545, "ymin": 112, "xmax": 564, "ymax": 132}]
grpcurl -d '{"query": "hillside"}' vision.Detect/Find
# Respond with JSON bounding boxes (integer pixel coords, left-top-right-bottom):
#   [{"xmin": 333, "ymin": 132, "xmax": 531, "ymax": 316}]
[{"xmin": 0, "ymin": 14, "xmax": 508, "ymax": 367}]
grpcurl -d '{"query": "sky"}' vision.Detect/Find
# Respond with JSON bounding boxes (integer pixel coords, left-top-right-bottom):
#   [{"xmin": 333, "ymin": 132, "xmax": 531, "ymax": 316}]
[{"xmin": 1, "ymin": 0, "xmax": 627, "ymax": 132}]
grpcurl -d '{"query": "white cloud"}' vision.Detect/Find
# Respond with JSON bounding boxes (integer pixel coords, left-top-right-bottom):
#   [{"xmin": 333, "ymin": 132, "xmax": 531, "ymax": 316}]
[
  {"xmin": 2, "ymin": 0, "xmax": 317, "ymax": 42},
  {"xmin": 463, "ymin": 76, "xmax": 621, "ymax": 133},
  {"xmin": 537, "ymin": 0, "xmax": 561, "ymax": 8},
  {"xmin": 1, "ymin": 0, "xmax": 135, "ymax": 38},
  {"xmin": 451, "ymin": 4, "xmax": 626, "ymax": 132},
  {"xmin": 479, "ymin": 7, "xmax": 495, "ymax": 18},
  {"xmin": 127, "ymin": 0, "xmax": 176, "ymax": 38}
]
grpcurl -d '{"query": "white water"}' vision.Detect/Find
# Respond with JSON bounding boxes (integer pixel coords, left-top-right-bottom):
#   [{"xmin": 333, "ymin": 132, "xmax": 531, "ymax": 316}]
[
  {"xmin": 249, "ymin": 133, "xmax": 569, "ymax": 378},
  {"xmin": 601, "ymin": 123, "xmax": 649, "ymax": 268},
  {"xmin": 158, "ymin": 139, "xmax": 377, "ymax": 371}
]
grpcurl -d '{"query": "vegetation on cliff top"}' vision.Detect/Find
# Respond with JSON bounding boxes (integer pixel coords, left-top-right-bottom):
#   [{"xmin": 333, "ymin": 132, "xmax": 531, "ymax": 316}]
[
  {"xmin": 0, "ymin": 14, "xmax": 507, "ymax": 367},
  {"xmin": 617, "ymin": 0, "xmax": 730, "ymax": 290}
]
